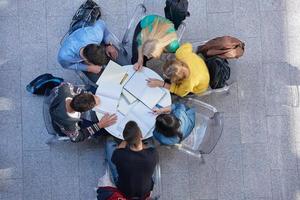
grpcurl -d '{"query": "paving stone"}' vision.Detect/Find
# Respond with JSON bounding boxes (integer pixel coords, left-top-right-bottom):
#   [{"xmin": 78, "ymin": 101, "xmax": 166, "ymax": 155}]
[
  {"xmin": 102, "ymin": 14, "xmax": 128, "ymax": 42},
  {"xmin": 52, "ymin": 176, "xmax": 80, "ymax": 200},
  {"xmin": 23, "ymin": 150, "xmax": 52, "ymax": 200},
  {"xmin": 0, "ymin": 178, "xmax": 23, "ymax": 200},
  {"xmin": 217, "ymin": 169, "xmax": 243, "ymax": 200},
  {"xmin": 78, "ymin": 142, "xmax": 105, "ymax": 178},
  {"xmin": 46, "ymin": 0, "xmax": 77, "ymax": 17},
  {"xmin": 260, "ymin": 0, "xmax": 286, "ymax": 11},
  {"xmin": 188, "ymin": 153, "xmax": 218, "ymax": 200},
  {"xmin": 207, "ymin": 12, "xmax": 236, "ymax": 38},
  {"xmin": 46, "ymin": 16, "xmax": 70, "ymax": 69},
  {"xmin": 97, "ymin": 0, "xmax": 127, "ymax": 16},
  {"xmin": 161, "ymin": 172, "xmax": 190, "ymax": 200},
  {"xmin": 214, "ymin": 117, "xmax": 241, "ymax": 149},
  {"xmin": 20, "ymin": 42, "xmax": 48, "ymax": 72},
  {"xmin": 270, "ymin": 169, "xmax": 300, "ymax": 200},
  {"xmin": 79, "ymin": 176, "xmax": 99, "ymax": 200},
  {"xmin": 260, "ymin": 11, "xmax": 288, "ymax": 63},
  {"xmin": 0, "ymin": 0, "xmax": 18, "ymax": 17},
  {"xmin": 216, "ymin": 144, "xmax": 242, "ymax": 172},
  {"xmin": 288, "ymin": 36, "xmax": 300, "ymax": 67},
  {"xmin": 207, "ymin": 0, "xmax": 233, "ymax": 13},
  {"xmin": 210, "ymin": 83, "xmax": 239, "ymax": 117},
  {"xmin": 182, "ymin": 0, "xmax": 207, "ymax": 41},
  {"xmin": 287, "ymin": 11, "xmax": 300, "ymax": 37},
  {"xmin": 159, "ymin": 146, "xmax": 189, "ymax": 174},
  {"xmin": 264, "ymin": 62, "xmax": 291, "ymax": 116},
  {"xmin": 19, "ymin": 16, "xmax": 47, "ymax": 45},
  {"xmin": 18, "ymin": 0, "xmax": 46, "ymax": 18},
  {"xmin": 0, "ymin": 70, "xmax": 21, "ymax": 125},
  {"xmin": 51, "ymin": 142, "xmax": 79, "ymax": 178},
  {"xmin": 234, "ymin": 2, "xmax": 260, "ymax": 38},
  {"xmin": 22, "ymin": 96, "xmax": 44, "ymax": 128},
  {"xmin": 126, "ymin": 0, "xmax": 143, "ymax": 24},
  {"xmin": 291, "ymin": 107, "xmax": 300, "ymax": 143},
  {"xmin": 0, "ymin": 17, "xmax": 20, "ymax": 70},
  {"xmin": 242, "ymin": 144, "xmax": 272, "ymax": 199},
  {"xmin": 267, "ymin": 116, "xmax": 298, "ymax": 170},
  {"xmin": 286, "ymin": 0, "xmax": 300, "ymax": 12},
  {"xmin": 23, "ymin": 126, "xmax": 50, "ymax": 151},
  {"xmin": 237, "ymin": 37, "xmax": 262, "ymax": 64},
  {"xmin": 0, "ymin": 123, "xmax": 22, "ymax": 179}
]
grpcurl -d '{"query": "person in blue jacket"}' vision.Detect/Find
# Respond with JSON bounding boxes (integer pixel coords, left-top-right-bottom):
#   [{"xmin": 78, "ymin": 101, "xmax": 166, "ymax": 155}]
[{"xmin": 152, "ymin": 103, "xmax": 195, "ymax": 145}]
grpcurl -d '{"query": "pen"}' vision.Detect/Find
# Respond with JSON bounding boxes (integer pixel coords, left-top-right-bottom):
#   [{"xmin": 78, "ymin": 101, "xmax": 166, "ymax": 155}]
[{"xmin": 120, "ymin": 73, "xmax": 128, "ymax": 85}]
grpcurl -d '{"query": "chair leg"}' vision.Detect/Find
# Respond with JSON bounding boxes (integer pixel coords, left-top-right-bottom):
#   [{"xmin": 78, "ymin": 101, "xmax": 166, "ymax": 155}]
[
  {"xmin": 45, "ymin": 135, "xmax": 57, "ymax": 145},
  {"xmin": 121, "ymin": 3, "xmax": 146, "ymax": 46}
]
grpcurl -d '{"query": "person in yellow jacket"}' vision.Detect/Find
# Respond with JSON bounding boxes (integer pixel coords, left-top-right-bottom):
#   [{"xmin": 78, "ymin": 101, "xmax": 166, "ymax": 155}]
[{"xmin": 147, "ymin": 43, "xmax": 210, "ymax": 97}]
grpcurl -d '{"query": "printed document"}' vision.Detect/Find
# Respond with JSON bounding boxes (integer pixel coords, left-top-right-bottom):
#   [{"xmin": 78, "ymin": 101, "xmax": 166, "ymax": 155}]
[
  {"xmin": 123, "ymin": 71, "xmax": 166, "ymax": 109},
  {"xmin": 94, "ymin": 83, "xmax": 122, "ymax": 114}
]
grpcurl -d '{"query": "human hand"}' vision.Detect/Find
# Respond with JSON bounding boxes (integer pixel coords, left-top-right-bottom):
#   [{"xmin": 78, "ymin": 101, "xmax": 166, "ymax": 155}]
[
  {"xmin": 98, "ymin": 113, "xmax": 117, "ymax": 128},
  {"xmin": 105, "ymin": 45, "xmax": 118, "ymax": 60},
  {"xmin": 87, "ymin": 64, "xmax": 102, "ymax": 74},
  {"xmin": 152, "ymin": 108, "xmax": 163, "ymax": 115},
  {"xmin": 146, "ymin": 78, "xmax": 163, "ymax": 88},
  {"xmin": 133, "ymin": 60, "xmax": 143, "ymax": 71}
]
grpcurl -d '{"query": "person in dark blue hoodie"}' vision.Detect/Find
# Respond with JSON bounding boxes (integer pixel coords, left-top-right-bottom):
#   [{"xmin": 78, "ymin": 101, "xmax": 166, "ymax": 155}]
[{"xmin": 152, "ymin": 103, "xmax": 195, "ymax": 145}]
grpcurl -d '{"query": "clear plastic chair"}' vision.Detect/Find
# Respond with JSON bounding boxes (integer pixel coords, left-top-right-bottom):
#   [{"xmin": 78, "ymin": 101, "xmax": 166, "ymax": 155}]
[
  {"xmin": 151, "ymin": 163, "xmax": 162, "ymax": 200},
  {"xmin": 43, "ymin": 87, "xmax": 70, "ymax": 144},
  {"xmin": 119, "ymin": 3, "xmax": 187, "ymax": 65},
  {"xmin": 173, "ymin": 98, "xmax": 224, "ymax": 158},
  {"xmin": 43, "ymin": 85, "xmax": 92, "ymax": 144}
]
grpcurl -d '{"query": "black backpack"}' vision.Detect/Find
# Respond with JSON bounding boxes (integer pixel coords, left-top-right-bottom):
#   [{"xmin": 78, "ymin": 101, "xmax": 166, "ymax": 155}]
[
  {"xmin": 205, "ymin": 57, "xmax": 230, "ymax": 89},
  {"xmin": 164, "ymin": 0, "xmax": 190, "ymax": 30},
  {"xmin": 26, "ymin": 73, "xmax": 64, "ymax": 95}
]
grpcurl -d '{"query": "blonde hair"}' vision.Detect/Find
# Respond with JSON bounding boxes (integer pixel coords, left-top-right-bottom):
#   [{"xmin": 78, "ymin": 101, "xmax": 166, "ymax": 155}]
[
  {"xmin": 141, "ymin": 18, "xmax": 177, "ymax": 59},
  {"xmin": 163, "ymin": 60, "xmax": 189, "ymax": 84}
]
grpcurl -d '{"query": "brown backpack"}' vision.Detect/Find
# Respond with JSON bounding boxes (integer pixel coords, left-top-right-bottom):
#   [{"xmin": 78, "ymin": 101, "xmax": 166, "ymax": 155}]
[{"xmin": 197, "ymin": 36, "xmax": 245, "ymax": 59}]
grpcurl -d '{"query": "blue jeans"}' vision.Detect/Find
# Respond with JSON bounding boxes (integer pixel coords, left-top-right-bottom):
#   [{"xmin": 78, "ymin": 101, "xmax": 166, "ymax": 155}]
[{"xmin": 105, "ymin": 136, "xmax": 155, "ymax": 184}]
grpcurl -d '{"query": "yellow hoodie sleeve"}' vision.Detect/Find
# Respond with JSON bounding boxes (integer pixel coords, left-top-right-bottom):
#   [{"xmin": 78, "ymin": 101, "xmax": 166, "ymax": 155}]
[
  {"xmin": 175, "ymin": 43, "xmax": 193, "ymax": 60},
  {"xmin": 169, "ymin": 82, "xmax": 192, "ymax": 97}
]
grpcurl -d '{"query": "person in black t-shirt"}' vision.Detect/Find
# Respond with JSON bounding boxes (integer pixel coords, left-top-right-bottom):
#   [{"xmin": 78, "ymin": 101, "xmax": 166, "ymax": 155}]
[{"xmin": 105, "ymin": 121, "xmax": 159, "ymax": 199}]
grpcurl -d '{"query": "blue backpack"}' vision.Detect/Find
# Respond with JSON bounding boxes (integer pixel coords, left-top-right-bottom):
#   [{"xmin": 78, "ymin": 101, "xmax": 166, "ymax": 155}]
[{"xmin": 26, "ymin": 73, "xmax": 64, "ymax": 95}]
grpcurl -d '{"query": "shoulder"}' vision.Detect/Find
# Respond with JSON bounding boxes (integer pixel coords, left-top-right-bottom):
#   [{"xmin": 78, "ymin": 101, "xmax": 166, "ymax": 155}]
[
  {"xmin": 140, "ymin": 15, "xmax": 157, "ymax": 28},
  {"xmin": 175, "ymin": 43, "xmax": 193, "ymax": 58},
  {"xmin": 167, "ymin": 40, "xmax": 180, "ymax": 53}
]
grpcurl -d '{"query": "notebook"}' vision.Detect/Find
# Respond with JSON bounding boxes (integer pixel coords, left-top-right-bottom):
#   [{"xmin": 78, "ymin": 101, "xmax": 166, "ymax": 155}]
[
  {"xmin": 117, "ymin": 102, "xmax": 156, "ymax": 136},
  {"xmin": 93, "ymin": 83, "xmax": 122, "ymax": 114},
  {"xmin": 96, "ymin": 60, "xmax": 128, "ymax": 86},
  {"xmin": 123, "ymin": 71, "xmax": 166, "ymax": 109}
]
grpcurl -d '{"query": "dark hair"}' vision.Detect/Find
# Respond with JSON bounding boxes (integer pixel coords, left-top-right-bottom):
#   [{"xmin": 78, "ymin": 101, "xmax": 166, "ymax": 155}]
[
  {"xmin": 82, "ymin": 44, "xmax": 109, "ymax": 66},
  {"xmin": 70, "ymin": 93, "xmax": 96, "ymax": 112},
  {"xmin": 123, "ymin": 121, "xmax": 142, "ymax": 146},
  {"xmin": 155, "ymin": 114, "xmax": 183, "ymax": 142}
]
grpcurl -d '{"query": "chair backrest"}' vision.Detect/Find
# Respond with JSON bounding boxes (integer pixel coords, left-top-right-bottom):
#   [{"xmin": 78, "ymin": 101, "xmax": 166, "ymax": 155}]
[
  {"xmin": 119, "ymin": 3, "xmax": 187, "ymax": 63},
  {"xmin": 43, "ymin": 87, "xmax": 60, "ymax": 136},
  {"xmin": 151, "ymin": 163, "xmax": 162, "ymax": 199},
  {"xmin": 175, "ymin": 98, "xmax": 223, "ymax": 157}
]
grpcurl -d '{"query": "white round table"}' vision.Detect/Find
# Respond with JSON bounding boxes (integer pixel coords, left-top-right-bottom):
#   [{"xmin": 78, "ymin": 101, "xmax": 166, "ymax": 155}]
[{"xmin": 96, "ymin": 65, "xmax": 172, "ymax": 139}]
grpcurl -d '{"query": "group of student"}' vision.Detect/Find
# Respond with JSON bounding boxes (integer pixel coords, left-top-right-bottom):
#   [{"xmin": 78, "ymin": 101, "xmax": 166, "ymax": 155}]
[{"xmin": 50, "ymin": 6, "xmax": 211, "ymax": 199}]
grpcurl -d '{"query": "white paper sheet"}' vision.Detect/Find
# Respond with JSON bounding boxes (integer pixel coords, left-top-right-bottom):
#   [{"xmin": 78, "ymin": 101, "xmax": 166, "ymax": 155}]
[
  {"xmin": 94, "ymin": 83, "xmax": 122, "ymax": 114},
  {"xmin": 117, "ymin": 102, "xmax": 156, "ymax": 136},
  {"xmin": 96, "ymin": 60, "xmax": 128, "ymax": 86},
  {"xmin": 124, "ymin": 71, "xmax": 166, "ymax": 109}
]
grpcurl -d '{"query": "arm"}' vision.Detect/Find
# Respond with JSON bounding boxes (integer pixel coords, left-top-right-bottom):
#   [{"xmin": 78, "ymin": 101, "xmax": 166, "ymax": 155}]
[
  {"xmin": 58, "ymin": 48, "xmax": 88, "ymax": 71},
  {"xmin": 153, "ymin": 105, "xmax": 171, "ymax": 115},
  {"xmin": 62, "ymin": 113, "xmax": 117, "ymax": 143},
  {"xmin": 62, "ymin": 122, "xmax": 101, "ymax": 143},
  {"xmin": 147, "ymin": 79, "xmax": 171, "ymax": 90}
]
